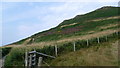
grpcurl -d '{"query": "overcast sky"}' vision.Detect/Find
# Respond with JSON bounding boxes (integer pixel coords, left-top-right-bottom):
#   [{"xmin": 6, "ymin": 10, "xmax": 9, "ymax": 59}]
[{"xmin": 1, "ymin": 0, "xmax": 119, "ymax": 46}]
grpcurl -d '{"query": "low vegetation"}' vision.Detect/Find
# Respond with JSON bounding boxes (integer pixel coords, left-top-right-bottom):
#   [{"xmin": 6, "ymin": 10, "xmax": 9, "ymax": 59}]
[
  {"xmin": 4, "ymin": 31, "xmax": 120, "ymax": 67},
  {"xmin": 2, "ymin": 47, "xmax": 12, "ymax": 57},
  {"xmin": 50, "ymin": 40, "xmax": 119, "ymax": 66}
]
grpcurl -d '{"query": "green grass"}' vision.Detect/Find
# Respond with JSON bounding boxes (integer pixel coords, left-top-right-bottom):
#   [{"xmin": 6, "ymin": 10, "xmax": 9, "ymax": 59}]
[
  {"xmin": 58, "ymin": 6, "xmax": 119, "ymax": 26},
  {"xmin": 50, "ymin": 37, "xmax": 119, "ymax": 66},
  {"xmin": 34, "ymin": 19, "xmax": 119, "ymax": 43},
  {"xmin": 4, "ymin": 32, "xmax": 119, "ymax": 67}
]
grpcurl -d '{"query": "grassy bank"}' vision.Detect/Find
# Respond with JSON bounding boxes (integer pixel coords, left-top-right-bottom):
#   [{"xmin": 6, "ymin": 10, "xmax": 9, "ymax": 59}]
[
  {"xmin": 4, "ymin": 31, "xmax": 119, "ymax": 67},
  {"xmin": 50, "ymin": 39, "xmax": 119, "ymax": 66}
]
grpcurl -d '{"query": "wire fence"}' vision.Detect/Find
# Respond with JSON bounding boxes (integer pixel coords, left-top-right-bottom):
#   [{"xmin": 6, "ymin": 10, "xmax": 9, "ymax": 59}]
[
  {"xmin": 25, "ymin": 31, "xmax": 120, "ymax": 66},
  {"xmin": 35, "ymin": 32, "xmax": 119, "ymax": 57}
]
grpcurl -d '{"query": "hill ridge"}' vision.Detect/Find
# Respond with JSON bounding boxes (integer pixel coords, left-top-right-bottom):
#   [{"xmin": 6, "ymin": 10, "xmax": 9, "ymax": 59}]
[{"xmin": 6, "ymin": 6, "xmax": 120, "ymax": 46}]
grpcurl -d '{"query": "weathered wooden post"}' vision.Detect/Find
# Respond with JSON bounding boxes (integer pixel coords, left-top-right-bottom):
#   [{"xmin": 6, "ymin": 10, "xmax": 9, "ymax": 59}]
[
  {"xmin": 97, "ymin": 37, "xmax": 100, "ymax": 43},
  {"xmin": 116, "ymin": 31, "xmax": 118, "ymax": 35},
  {"xmin": 32, "ymin": 52, "xmax": 36, "ymax": 66},
  {"xmin": 55, "ymin": 45, "xmax": 58, "ymax": 56},
  {"xmin": 27, "ymin": 50, "xmax": 56, "ymax": 68},
  {"xmin": 106, "ymin": 36, "xmax": 108, "ymax": 41},
  {"xmin": 87, "ymin": 39, "xmax": 89, "ymax": 46},
  {"xmin": 73, "ymin": 42, "xmax": 76, "ymax": 51},
  {"xmin": 28, "ymin": 50, "xmax": 36, "ymax": 68},
  {"xmin": 33, "ymin": 38, "xmax": 34, "ymax": 42},
  {"xmin": 38, "ymin": 57, "xmax": 43, "ymax": 66},
  {"xmin": 29, "ymin": 54, "xmax": 32, "ymax": 67},
  {"xmin": 25, "ymin": 51, "xmax": 28, "ymax": 68}
]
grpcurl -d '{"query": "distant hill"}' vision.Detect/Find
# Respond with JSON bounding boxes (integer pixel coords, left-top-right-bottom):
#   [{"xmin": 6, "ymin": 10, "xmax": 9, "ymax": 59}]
[{"xmin": 7, "ymin": 6, "xmax": 120, "ymax": 46}]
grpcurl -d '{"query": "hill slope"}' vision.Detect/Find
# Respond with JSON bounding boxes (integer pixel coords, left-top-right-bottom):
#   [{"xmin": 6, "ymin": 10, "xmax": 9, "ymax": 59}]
[
  {"xmin": 7, "ymin": 6, "xmax": 120, "ymax": 46},
  {"xmin": 50, "ymin": 40, "xmax": 119, "ymax": 66}
]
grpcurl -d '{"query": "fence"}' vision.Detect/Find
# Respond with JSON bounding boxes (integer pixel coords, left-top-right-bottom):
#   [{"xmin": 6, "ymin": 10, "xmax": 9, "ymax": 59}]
[
  {"xmin": 25, "ymin": 50, "xmax": 56, "ymax": 68},
  {"xmin": 25, "ymin": 31, "xmax": 120, "ymax": 66}
]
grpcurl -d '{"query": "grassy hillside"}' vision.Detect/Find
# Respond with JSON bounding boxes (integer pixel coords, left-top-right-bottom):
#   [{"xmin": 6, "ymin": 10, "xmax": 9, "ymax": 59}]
[
  {"xmin": 58, "ymin": 6, "xmax": 119, "ymax": 26},
  {"xmin": 8, "ymin": 6, "xmax": 119, "ymax": 46},
  {"xmin": 50, "ymin": 40, "xmax": 119, "ymax": 66},
  {"xmin": 4, "ymin": 31, "xmax": 120, "ymax": 67}
]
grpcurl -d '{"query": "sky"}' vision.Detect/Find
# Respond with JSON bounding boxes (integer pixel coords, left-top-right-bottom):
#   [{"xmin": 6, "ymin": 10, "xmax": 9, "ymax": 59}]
[{"xmin": 1, "ymin": 0, "xmax": 119, "ymax": 46}]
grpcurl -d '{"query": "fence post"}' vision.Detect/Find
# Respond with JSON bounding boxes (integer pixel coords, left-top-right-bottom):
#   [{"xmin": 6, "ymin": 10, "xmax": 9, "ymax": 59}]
[
  {"xmin": 25, "ymin": 52, "xmax": 28, "ymax": 68},
  {"xmin": 29, "ymin": 54, "xmax": 32, "ymax": 67},
  {"xmin": 32, "ymin": 52, "xmax": 36, "ymax": 66},
  {"xmin": 106, "ymin": 36, "xmax": 108, "ymax": 41},
  {"xmin": 87, "ymin": 39, "xmax": 89, "ymax": 46},
  {"xmin": 55, "ymin": 45, "xmax": 58, "ymax": 57},
  {"xmin": 73, "ymin": 42, "xmax": 76, "ymax": 51},
  {"xmin": 97, "ymin": 37, "xmax": 100, "ymax": 43},
  {"xmin": 38, "ymin": 57, "xmax": 43, "ymax": 66},
  {"xmin": 116, "ymin": 32, "xmax": 118, "ymax": 35}
]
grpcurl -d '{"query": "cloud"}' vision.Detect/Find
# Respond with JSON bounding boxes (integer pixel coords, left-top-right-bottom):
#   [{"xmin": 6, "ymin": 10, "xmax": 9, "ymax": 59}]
[
  {"xmin": 2, "ymin": 0, "xmax": 119, "ymax": 2},
  {"xmin": 49, "ymin": 2, "xmax": 84, "ymax": 13},
  {"xmin": 97, "ymin": 0, "xmax": 119, "ymax": 2},
  {"xmin": 3, "ymin": 5, "xmax": 46, "ymax": 23}
]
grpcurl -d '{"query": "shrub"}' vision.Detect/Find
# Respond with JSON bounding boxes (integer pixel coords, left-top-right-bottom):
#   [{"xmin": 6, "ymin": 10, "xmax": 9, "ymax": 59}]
[
  {"xmin": 2, "ymin": 47, "xmax": 12, "ymax": 57},
  {"xmin": 4, "ymin": 47, "xmax": 25, "ymax": 67}
]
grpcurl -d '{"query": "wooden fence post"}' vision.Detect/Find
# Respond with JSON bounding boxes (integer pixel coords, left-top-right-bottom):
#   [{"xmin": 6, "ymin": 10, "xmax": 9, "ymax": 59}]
[
  {"xmin": 87, "ymin": 39, "xmax": 89, "ymax": 46},
  {"xmin": 25, "ymin": 52, "xmax": 28, "ymax": 67},
  {"xmin": 32, "ymin": 52, "xmax": 36, "ymax": 66},
  {"xmin": 116, "ymin": 32, "xmax": 118, "ymax": 35},
  {"xmin": 55, "ymin": 45, "xmax": 58, "ymax": 57},
  {"xmin": 73, "ymin": 42, "xmax": 76, "ymax": 51},
  {"xmin": 106, "ymin": 36, "xmax": 108, "ymax": 41},
  {"xmin": 97, "ymin": 37, "xmax": 100, "ymax": 43},
  {"xmin": 29, "ymin": 54, "xmax": 32, "ymax": 67},
  {"xmin": 38, "ymin": 57, "xmax": 43, "ymax": 66}
]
